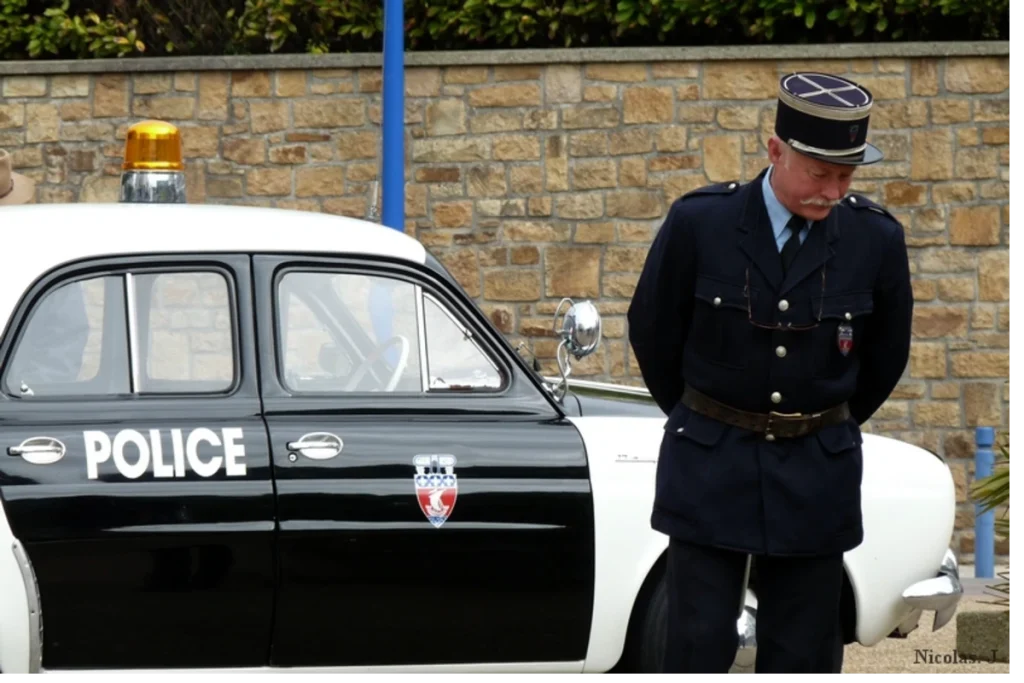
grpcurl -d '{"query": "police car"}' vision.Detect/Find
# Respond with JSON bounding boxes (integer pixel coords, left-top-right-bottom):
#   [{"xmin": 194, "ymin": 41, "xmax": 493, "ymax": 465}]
[{"xmin": 0, "ymin": 122, "xmax": 961, "ymax": 673}]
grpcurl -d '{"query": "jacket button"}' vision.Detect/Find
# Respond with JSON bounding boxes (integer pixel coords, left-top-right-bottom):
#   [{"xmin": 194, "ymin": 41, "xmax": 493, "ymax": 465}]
[
  {"xmin": 765, "ymin": 433, "xmax": 776, "ymax": 442},
  {"xmin": 713, "ymin": 296, "xmax": 722, "ymax": 306},
  {"xmin": 778, "ymin": 299, "xmax": 789, "ymax": 312},
  {"xmin": 771, "ymin": 392, "xmax": 782, "ymax": 403},
  {"xmin": 776, "ymin": 346, "xmax": 787, "ymax": 358}
]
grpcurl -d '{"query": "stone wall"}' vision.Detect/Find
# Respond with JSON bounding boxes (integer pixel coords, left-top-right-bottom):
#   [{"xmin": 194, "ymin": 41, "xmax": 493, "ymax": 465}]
[{"xmin": 0, "ymin": 44, "xmax": 1009, "ymax": 560}]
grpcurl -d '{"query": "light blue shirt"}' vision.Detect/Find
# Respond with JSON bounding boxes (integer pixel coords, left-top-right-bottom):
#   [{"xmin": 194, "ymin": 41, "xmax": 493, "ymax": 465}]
[{"xmin": 762, "ymin": 166, "xmax": 811, "ymax": 252}]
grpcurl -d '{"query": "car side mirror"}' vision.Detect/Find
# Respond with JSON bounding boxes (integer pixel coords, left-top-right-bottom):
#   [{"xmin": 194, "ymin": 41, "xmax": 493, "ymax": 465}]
[{"xmin": 551, "ymin": 298, "xmax": 602, "ymax": 400}]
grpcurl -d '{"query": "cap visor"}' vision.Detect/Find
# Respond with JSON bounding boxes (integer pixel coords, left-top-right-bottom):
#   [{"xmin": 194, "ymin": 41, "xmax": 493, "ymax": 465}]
[{"xmin": 796, "ymin": 142, "xmax": 884, "ymax": 166}]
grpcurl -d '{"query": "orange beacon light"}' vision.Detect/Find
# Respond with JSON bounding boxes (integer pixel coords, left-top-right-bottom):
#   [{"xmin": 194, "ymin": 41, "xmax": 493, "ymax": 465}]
[{"xmin": 119, "ymin": 120, "xmax": 187, "ymax": 203}]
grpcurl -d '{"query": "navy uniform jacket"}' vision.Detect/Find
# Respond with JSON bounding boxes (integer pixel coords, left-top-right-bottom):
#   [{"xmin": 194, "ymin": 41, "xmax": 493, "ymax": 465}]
[{"xmin": 627, "ymin": 167, "xmax": 913, "ymax": 556}]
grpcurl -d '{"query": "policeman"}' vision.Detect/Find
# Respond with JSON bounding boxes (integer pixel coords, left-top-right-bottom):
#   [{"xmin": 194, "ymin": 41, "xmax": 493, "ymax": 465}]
[{"xmin": 627, "ymin": 72, "xmax": 912, "ymax": 673}]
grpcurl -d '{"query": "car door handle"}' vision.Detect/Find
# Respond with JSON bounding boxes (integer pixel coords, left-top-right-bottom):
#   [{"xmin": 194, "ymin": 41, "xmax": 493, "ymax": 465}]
[
  {"xmin": 286, "ymin": 432, "xmax": 344, "ymax": 461},
  {"xmin": 8, "ymin": 437, "xmax": 67, "ymax": 465},
  {"xmin": 8, "ymin": 445, "xmax": 59, "ymax": 455}
]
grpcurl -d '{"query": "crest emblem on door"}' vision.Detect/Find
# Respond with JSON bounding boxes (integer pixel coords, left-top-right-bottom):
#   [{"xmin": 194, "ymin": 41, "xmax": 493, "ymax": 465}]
[{"xmin": 413, "ymin": 454, "xmax": 458, "ymax": 528}]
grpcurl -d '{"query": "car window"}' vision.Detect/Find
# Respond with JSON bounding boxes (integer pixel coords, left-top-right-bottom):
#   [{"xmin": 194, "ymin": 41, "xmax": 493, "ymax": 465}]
[
  {"xmin": 278, "ymin": 271, "xmax": 423, "ymax": 393},
  {"xmin": 4, "ymin": 267, "xmax": 237, "ymax": 399},
  {"xmin": 4, "ymin": 276, "xmax": 129, "ymax": 397},
  {"xmin": 424, "ymin": 294, "xmax": 503, "ymax": 391},
  {"xmin": 136, "ymin": 271, "xmax": 234, "ymax": 392},
  {"xmin": 276, "ymin": 270, "xmax": 505, "ymax": 394}
]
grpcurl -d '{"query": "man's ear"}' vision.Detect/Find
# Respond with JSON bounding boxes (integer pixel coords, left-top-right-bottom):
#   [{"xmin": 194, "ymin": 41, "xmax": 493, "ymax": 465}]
[{"xmin": 766, "ymin": 136, "xmax": 782, "ymax": 165}]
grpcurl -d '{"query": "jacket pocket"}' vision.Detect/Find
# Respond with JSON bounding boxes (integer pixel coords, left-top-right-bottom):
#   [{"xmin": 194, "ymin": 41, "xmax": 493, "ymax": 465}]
[
  {"xmin": 689, "ymin": 275, "xmax": 755, "ymax": 370},
  {"xmin": 815, "ymin": 419, "xmax": 863, "ymax": 454},
  {"xmin": 810, "ymin": 290, "xmax": 874, "ymax": 379},
  {"xmin": 665, "ymin": 403, "xmax": 728, "ymax": 447}
]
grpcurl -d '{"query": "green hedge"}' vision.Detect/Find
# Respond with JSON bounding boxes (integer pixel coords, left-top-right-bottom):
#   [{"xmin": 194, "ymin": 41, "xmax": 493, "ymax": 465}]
[{"xmin": 0, "ymin": 0, "xmax": 1009, "ymax": 60}]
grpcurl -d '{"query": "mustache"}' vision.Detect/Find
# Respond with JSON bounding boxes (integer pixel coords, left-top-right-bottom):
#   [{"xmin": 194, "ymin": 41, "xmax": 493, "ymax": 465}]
[{"xmin": 800, "ymin": 197, "xmax": 839, "ymax": 208}]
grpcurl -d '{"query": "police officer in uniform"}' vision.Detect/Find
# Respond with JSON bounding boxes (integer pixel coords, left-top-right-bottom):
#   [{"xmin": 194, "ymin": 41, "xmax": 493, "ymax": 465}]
[{"xmin": 627, "ymin": 72, "xmax": 913, "ymax": 673}]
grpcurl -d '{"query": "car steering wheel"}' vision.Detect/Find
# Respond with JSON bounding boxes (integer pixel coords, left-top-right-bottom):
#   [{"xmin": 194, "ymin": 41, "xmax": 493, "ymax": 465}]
[{"xmin": 343, "ymin": 335, "xmax": 410, "ymax": 392}]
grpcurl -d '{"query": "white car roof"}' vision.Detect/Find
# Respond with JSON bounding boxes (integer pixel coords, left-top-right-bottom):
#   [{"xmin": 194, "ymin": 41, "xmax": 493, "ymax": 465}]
[{"xmin": 0, "ymin": 202, "xmax": 428, "ymax": 332}]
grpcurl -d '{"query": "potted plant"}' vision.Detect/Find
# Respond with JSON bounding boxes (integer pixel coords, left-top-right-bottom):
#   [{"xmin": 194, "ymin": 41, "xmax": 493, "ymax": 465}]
[{"xmin": 956, "ymin": 438, "xmax": 1009, "ymax": 662}]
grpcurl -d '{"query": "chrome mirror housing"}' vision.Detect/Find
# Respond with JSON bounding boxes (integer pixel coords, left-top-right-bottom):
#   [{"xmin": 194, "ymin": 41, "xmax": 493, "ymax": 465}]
[{"xmin": 551, "ymin": 298, "xmax": 602, "ymax": 401}]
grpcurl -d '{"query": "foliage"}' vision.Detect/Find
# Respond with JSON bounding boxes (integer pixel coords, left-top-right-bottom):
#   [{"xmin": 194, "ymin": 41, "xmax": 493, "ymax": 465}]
[
  {"xmin": 972, "ymin": 441, "xmax": 1009, "ymax": 538},
  {"xmin": 0, "ymin": 0, "xmax": 144, "ymax": 59},
  {"xmin": 119, "ymin": 0, "xmax": 249, "ymax": 56},
  {"xmin": 970, "ymin": 439, "xmax": 1009, "ymax": 607},
  {"xmin": 0, "ymin": 0, "xmax": 1009, "ymax": 58},
  {"xmin": 984, "ymin": 570, "xmax": 1009, "ymax": 607}
]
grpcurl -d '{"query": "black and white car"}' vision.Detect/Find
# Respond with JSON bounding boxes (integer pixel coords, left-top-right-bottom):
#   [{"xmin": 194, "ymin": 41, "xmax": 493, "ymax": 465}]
[{"xmin": 0, "ymin": 126, "xmax": 961, "ymax": 674}]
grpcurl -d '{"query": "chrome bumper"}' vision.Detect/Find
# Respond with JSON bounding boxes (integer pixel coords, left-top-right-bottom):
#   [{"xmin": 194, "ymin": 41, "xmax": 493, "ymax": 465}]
[
  {"xmin": 730, "ymin": 592, "xmax": 758, "ymax": 673},
  {"xmin": 732, "ymin": 547, "xmax": 964, "ymax": 667},
  {"xmin": 898, "ymin": 547, "xmax": 964, "ymax": 634}
]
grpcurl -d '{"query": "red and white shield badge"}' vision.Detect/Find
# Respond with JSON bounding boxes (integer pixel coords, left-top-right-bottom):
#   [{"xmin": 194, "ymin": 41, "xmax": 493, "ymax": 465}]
[
  {"xmin": 413, "ymin": 454, "xmax": 458, "ymax": 528},
  {"xmin": 837, "ymin": 323, "xmax": 854, "ymax": 356}
]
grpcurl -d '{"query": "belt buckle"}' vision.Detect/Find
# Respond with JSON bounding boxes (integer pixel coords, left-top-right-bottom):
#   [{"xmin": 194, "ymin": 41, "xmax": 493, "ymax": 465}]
[{"xmin": 765, "ymin": 411, "xmax": 803, "ymax": 442}]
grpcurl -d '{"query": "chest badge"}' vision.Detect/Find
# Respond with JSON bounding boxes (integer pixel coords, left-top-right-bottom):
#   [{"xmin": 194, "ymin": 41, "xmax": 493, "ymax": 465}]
[
  {"xmin": 837, "ymin": 323, "xmax": 854, "ymax": 356},
  {"xmin": 413, "ymin": 454, "xmax": 458, "ymax": 528}
]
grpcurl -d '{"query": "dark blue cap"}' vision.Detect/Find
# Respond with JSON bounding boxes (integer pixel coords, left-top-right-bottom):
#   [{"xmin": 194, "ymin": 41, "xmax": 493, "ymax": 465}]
[{"xmin": 775, "ymin": 72, "xmax": 883, "ymax": 166}]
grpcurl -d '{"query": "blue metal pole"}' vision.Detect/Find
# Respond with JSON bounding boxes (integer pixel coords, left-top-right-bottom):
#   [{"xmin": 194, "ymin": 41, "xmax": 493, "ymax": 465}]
[
  {"xmin": 974, "ymin": 426, "xmax": 995, "ymax": 579},
  {"xmin": 381, "ymin": 0, "xmax": 404, "ymax": 232},
  {"xmin": 371, "ymin": 0, "xmax": 404, "ymax": 368}
]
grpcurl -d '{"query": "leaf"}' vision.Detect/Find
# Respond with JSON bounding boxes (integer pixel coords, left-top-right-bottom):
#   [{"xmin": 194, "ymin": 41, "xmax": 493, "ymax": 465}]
[
  {"xmin": 971, "ymin": 444, "xmax": 1010, "ymax": 523},
  {"xmin": 805, "ymin": 9, "xmax": 815, "ymax": 28}
]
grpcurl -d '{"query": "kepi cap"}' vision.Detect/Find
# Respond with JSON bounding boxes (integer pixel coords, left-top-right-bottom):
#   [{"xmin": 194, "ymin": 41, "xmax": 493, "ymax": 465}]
[
  {"xmin": 774, "ymin": 72, "xmax": 882, "ymax": 166},
  {"xmin": 0, "ymin": 149, "xmax": 36, "ymax": 205}
]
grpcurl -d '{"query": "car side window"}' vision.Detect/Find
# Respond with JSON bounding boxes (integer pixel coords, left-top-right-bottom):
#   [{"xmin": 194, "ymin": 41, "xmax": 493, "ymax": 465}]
[
  {"xmin": 3, "ymin": 267, "xmax": 237, "ymax": 399},
  {"xmin": 136, "ymin": 271, "xmax": 234, "ymax": 392},
  {"xmin": 278, "ymin": 271, "xmax": 423, "ymax": 393},
  {"xmin": 423, "ymin": 294, "xmax": 503, "ymax": 391},
  {"xmin": 275, "ymin": 269, "xmax": 505, "ymax": 394},
  {"xmin": 4, "ymin": 276, "xmax": 129, "ymax": 397}
]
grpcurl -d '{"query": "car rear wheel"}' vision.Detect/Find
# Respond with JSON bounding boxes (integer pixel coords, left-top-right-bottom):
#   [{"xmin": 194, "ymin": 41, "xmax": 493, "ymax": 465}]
[
  {"xmin": 614, "ymin": 571, "xmax": 667, "ymax": 672},
  {"xmin": 617, "ymin": 570, "xmax": 756, "ymax": 673}
]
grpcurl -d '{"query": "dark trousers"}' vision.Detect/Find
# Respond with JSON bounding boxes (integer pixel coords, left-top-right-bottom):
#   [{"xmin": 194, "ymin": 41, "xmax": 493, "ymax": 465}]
[{"xmin": 663, "ymin": 538, "xmax": 845, "ymax": 673}]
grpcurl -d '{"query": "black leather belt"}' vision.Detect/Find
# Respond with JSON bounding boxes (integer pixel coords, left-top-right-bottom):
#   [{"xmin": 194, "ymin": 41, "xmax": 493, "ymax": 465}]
[{"xmin": 681, "ymin": 384, "xmax": 850, "ymax": 440}]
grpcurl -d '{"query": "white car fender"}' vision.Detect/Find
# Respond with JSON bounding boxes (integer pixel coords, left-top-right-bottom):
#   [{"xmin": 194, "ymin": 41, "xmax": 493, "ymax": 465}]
[
  {"xmin": 843, "ymin": 433, "xmax": 956, "ymax": 644},
  {"xmin": 0, "ymin": 496, "xmax": 36, "ymax": 674},
  {"xmin": 569, "ymin": 415, "xmax": 668, "ymax": 672}
]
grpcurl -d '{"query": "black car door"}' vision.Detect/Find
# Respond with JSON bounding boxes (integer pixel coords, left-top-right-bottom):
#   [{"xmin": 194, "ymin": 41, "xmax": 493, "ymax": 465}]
[
  {"xmin": 0, "ymin": 255, "xmax": 276, "ymax": 671},
  {"xmin": 253, "ymin": 254, "xmax": 595, "ymax": 668}
]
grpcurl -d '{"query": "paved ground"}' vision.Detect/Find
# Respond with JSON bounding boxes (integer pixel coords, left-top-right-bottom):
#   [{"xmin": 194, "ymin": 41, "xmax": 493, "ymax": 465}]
[{"xmin": 842, "ymin": 583, "xmax": 1009, "ymax": 674}]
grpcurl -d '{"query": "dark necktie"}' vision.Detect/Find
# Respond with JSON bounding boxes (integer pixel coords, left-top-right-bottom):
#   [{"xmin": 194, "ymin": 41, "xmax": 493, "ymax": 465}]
[{"xmin": 780, "ymin": 214, "xmax": 804, "ymax": 274}]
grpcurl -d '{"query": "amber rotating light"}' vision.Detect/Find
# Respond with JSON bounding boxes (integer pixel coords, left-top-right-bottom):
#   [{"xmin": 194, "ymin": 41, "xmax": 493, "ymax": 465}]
[{"xmin": 119, "ymin": 120, "xmax": 187, "ymax": 203}]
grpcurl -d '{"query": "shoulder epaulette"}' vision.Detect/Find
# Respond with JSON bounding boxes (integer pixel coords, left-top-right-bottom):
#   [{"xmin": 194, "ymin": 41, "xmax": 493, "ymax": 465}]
[
  {"xmin": 680, "ymin": 180, "xmax": 740, "ymax": 201},
  {"xmin": 843, "ymin": 193, "xmax": 899, "ymax": 223}
]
